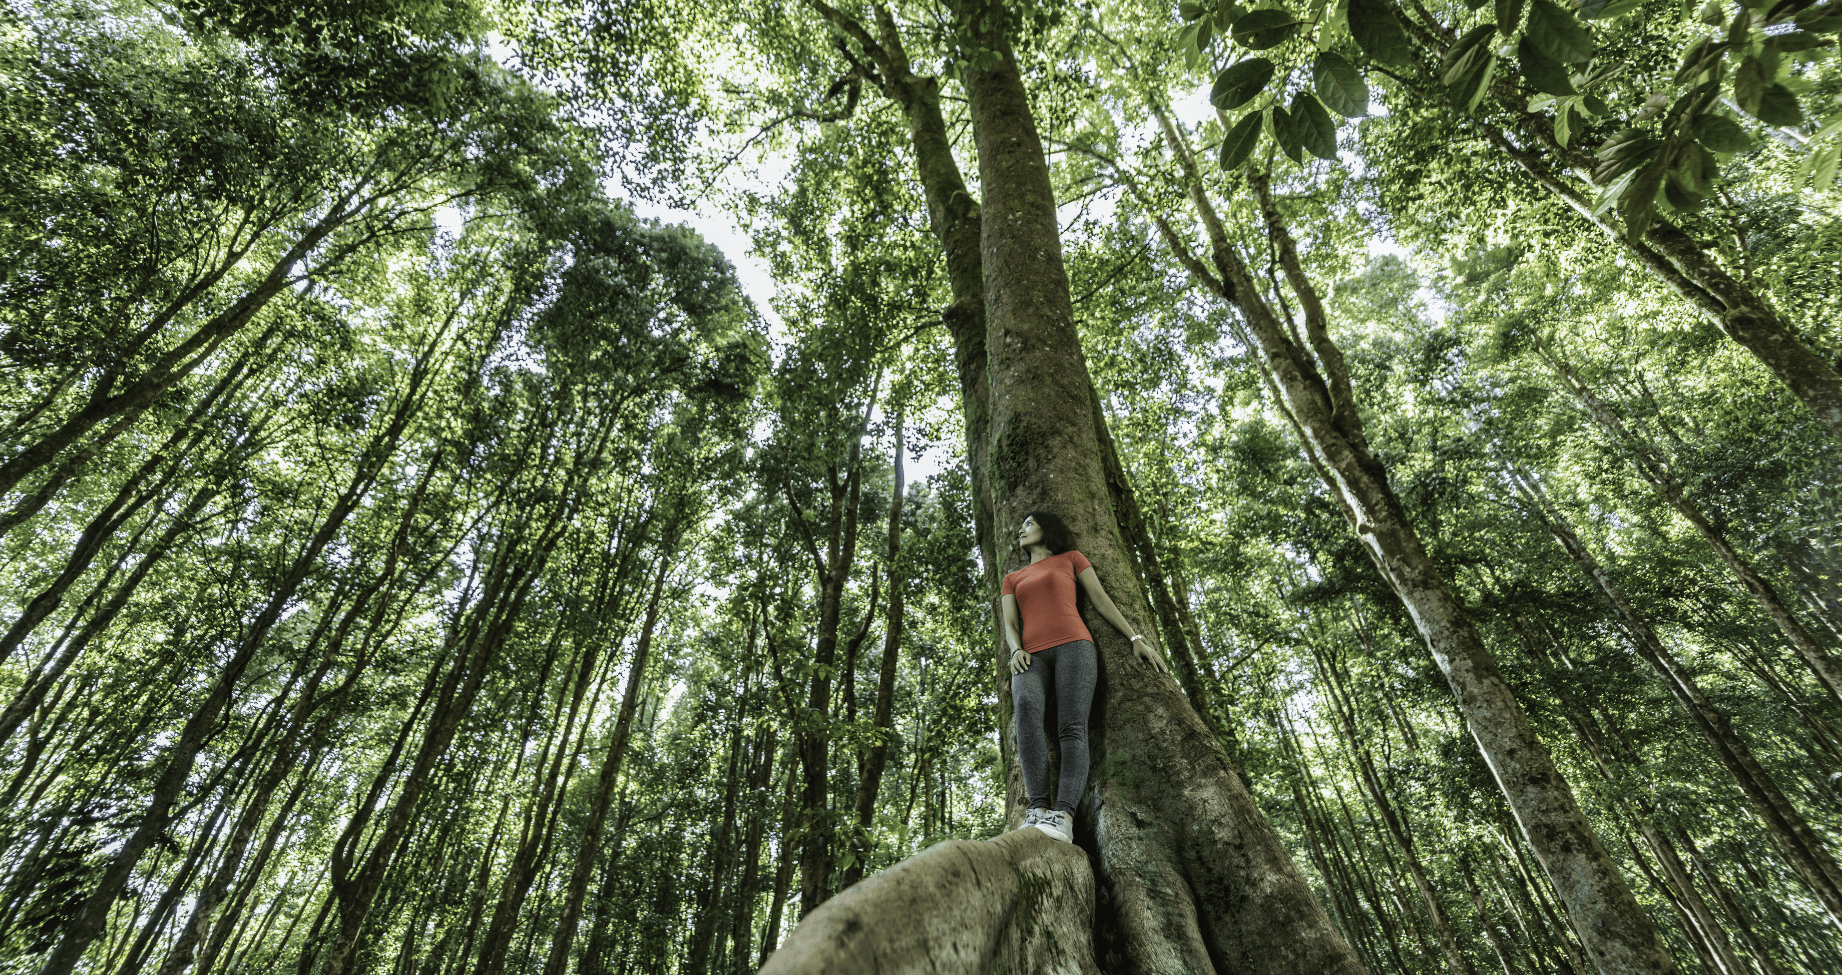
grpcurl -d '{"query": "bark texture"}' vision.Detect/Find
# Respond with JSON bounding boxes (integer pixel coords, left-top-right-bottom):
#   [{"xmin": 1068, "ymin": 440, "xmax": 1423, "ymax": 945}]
[
  {"xmin": 959, "ymin": 5, "xmax": 1363, "ymax": 973},
  {"xmin": 760, "ymin": 830, "xmax": 1099, "ymax": 975}
]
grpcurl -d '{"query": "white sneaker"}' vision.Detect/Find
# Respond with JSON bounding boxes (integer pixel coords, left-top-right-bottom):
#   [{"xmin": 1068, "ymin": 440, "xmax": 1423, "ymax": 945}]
[
  {"xmin": 1020, "ymin": 807, "xmax": 1050, "ymax": 831},
  {"xmin": 1032, "ymin": 809, "xmax": 1074, "ymax": 843}
]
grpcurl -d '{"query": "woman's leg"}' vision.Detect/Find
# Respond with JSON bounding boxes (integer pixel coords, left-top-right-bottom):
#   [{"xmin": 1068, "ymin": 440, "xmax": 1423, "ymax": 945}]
[
  {"xmin": 1010, "ymin": 655, "xmax": 1051, "ymax": 810},
  {"xmin": 1050, "ymin": 640, "xmax": 1097, "ymax": 815}
]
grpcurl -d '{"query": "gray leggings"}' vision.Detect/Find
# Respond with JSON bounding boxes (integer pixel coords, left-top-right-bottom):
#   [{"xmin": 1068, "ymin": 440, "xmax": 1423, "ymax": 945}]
[{"xmin": 1010, "ymin": 639, "xmax": 1096, "ymax": 815}]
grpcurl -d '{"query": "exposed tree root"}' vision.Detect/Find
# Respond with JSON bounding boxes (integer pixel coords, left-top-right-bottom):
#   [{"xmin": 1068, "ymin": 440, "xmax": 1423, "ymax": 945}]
[{"xmin": 760, "ymin": 828, "xmax": 1100, "ymax": 975}]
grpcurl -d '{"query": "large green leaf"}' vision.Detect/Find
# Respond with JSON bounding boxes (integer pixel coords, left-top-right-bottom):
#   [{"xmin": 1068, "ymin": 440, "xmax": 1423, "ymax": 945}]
[
  {"xmin": 1518, "ymin": 37, "xmax": 1576, "ymax": 94},
  {"xmin": 1691, "ymin": 112, "xmax": 1754, "ymax": 152},
  {"xmin": 1313, "ymin": 52, "xmax": 1370, "ymax": 116},
  {"xmin": 1219, "ymin": 109, "xmax": 1264, "ymax": 171},
  {"xmin": 1211, "ymin": 58, "xmax": 1276, "ymax": 110},
  {"xmin": 1497, "ymin": 0, "xmax": 1525, "ymax": 31},
  {"xmin": 1795, "ymin": 1, "xmax": 1842, "ymax": 30},
  {"xmin": 1620, "ymin": 152, "xmax": 1669, "ymax": 236},
  {"xmin": 1732, "ymin": 54, "xmax": 1766, "ymax": 114},
  {"xmin": 1441, "ymin": 24, "xmax": 1497, "ymax": 86},
  {"xmin": 1270, "ymin": 104, "xmax": 1304, "ymax": 162},
  {"xmin": 1230, "ymin": 9, "xmax": 1302, "ymax": 49},
  {"xmin": 1348, "ymin": 0, "xmax": 1416, "ymax": 66},
  {"xmin": 1527, "ymin": 0, "xmax": 1594, "ymax": 63},
  {"xmin": 1450, "ymin": 52, "xmax": 1498, "ymax": 113},
  {"xmin": 1293, "ymin": 92, "xmax": 1339, "ymax": 158},
  {"xmin": 1755, "ymin": 83, "xmax": 1805, "ymax": 126},
  {"xmin": 1674, "ymin": 37, "xmax": 1728, "ymax": 83}
]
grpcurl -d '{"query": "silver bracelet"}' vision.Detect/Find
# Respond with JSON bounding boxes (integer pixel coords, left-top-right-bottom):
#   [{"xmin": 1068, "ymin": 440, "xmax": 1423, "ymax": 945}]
[{"xmin": 1130, "ymin": 634, "xmax": 1144, "ymax": 643}]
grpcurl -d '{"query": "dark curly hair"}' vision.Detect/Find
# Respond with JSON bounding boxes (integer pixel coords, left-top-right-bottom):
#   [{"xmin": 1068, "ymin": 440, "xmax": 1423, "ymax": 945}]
[{"xmin": 1022, "ymin": 510, "xmax": 1076, "ymax": 556}]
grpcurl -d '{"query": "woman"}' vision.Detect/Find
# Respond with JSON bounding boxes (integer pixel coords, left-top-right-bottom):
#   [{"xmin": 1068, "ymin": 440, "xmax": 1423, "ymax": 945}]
[{"xmin": 1002, "ymin": 511, "xmax": 1165, "ymax": 843}]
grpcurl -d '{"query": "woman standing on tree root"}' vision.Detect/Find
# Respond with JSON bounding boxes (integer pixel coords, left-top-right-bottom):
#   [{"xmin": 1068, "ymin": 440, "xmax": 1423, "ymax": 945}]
[{"xmin": 1003, "ymin": 511, "xmax": 1166, "ymax": 844}]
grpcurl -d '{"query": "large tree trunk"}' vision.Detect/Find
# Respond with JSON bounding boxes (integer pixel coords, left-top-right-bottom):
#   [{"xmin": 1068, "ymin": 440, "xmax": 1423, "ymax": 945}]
[
  {"xmin": 760, "ymin": 831, "xmax": 1100, "ymax": 975},
  {"xmin": 953, "ymin": 4, "xmax": 1363, "ymax": 972},
  {"xmin": 782, "ymin": 2, "xmax": 1361, "ymax": 971}
]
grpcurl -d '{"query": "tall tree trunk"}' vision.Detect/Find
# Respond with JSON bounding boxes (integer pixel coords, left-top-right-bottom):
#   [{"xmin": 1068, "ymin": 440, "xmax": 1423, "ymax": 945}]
[
  {"xmin": 1113, "ymin": 88, "xmax": 1675, "ymax": 971},
  {"xmin": 539, "ymin": 555, "xmax": 672, "ymax": 975},
  {"xmin": 1512, "ymin": 462, "xmax": 1842, "ymax": 930},
  {"xmin": 842, "ymin": 408, "xmax": 907, "ymax": 891},
  {"xmin": 758, "ymin": 749, "xmax": 802, "ymax": 968},
  {"xmin": 788, "ymin": 399, "xmax": 874, "ymax": 917},
  {"xmin": 1535, "ymin": 341, "xmax": 1842, "ymax": 707},
  {"xmin": 952, "ymin": 3, "xmax": 1363, "ymax": 970},
  {"xmin": 1309, "ymin": 643, "xmax": 1477, "ymax": 975},
  {"xmin": 32, "ymin": 353, "xmax": 433, "ymax": 975}
]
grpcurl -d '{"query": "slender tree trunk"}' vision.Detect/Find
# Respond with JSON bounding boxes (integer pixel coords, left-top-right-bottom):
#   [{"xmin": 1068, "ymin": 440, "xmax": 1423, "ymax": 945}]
[
  {"xmin": 842, "ymin": 409, "xmax": 907, "ymax": 891},
  {"xmin": 32, "ymin": 358, "xmax": 431, "ymax": 975},
  {"xmin": 1537, "ymin": 343, "xmax": 1842, "ymax": 707},
  {"xmin": 758, "ymin": 750, "xmax": 801, "ymax": 968},
  {"xmin": 1120, "ymin": 85, "xmax": 1672, "ymax": 970},
  {"xmin": 1513, "ymin": 462, "xmax": 1842, "ymax": 930},
  {"xmin": 539, "ymin": 556, "xmax": 672, "ymax": 975}
]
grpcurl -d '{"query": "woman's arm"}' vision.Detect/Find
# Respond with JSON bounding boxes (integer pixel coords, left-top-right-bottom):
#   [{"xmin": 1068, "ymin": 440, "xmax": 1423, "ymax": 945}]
[
  {"xmin": 1077, "ymin": 567, "xmax": 1168, "ymax": 674},
  {"xmin": 1002, "ymin": 594, "xmax": 1032, "ymax": 674}
]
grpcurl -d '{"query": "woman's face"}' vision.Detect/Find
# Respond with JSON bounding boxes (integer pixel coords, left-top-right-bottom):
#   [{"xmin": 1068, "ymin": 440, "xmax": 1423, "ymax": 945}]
[{"xmin": 1018, "ymin": 516, "xmax": 1044, "ymax": 549}]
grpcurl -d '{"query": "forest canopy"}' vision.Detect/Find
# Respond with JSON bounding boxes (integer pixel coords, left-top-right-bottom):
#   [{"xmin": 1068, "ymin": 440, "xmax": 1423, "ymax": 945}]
[{"xmin": 0, "ymin": 0, "xmax": 1838, "ymax": 974}]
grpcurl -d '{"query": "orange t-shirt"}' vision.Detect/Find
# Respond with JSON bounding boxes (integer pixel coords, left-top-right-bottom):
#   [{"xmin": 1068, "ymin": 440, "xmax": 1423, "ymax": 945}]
[{"xmin": 1002, "ymin": 550, "xmax": 1094, "ymax": 653}]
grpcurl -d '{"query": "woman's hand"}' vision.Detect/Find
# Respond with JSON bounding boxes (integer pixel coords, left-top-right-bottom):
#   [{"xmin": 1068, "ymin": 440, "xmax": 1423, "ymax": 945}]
[
  {"xmin": 1132, "ymin": 634, "xmax": 1168, "ymax": 674},
  {"xmin": 1009, "ymin": 649, "xmax": 1033, "ymax": 675}
]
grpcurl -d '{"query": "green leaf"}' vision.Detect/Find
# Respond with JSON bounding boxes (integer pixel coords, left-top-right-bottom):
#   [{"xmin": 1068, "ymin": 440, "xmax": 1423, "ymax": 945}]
[
  {"xmin": 1214, "ymin": 3, "xmax": 1243, "ymax": 31},
  {"xmin": 1591, "ymin": 167, "xmax": 1638, "ymax": 216},
  {"xmin": 1199, "ymin": 18, "xmax": 1215, "ymax": 51},
  {"xmin": 1181, "ymin": 2, "xmax": 1206, "ymax": 20},
  {"xmin": 1796, "ymin": 2, "xmax": 1842, "ymax": 30},
  {"xmin": 1212, "ymin": 59, "xmax": 1277, "ymax": 110},
  {"xmin": 1348, "ymin": 0, "xmax": 1417, "ymax": 66},
  {"xmin": 1754, "ymin": 83, "xmax": 1805, "ymax": 126},
  {"xmin": 1442, "ymin": 24, "xmax": 1498, "ymax": 86},
  {"xmin": 1583, "ymin": 0, "xmax": 1643, "ymax": 17},
  {"xmin": 1451, "ymin": 53, "xmax": 1499, "ymax": 113},
  {"xmin": 1764, "ymin": 0, "xmax": 1818, "ymax": 21},
  {"xmin": 1519, "ymin": 37, "xmax": 1577, "ymax": 94},
  {"xmin": 1230, "ymin": 9, "xmax": 1302, "ymax": 49},
  {"xmin": 1675, "ymin": 37, "xmax": 1728, "ymax": 83},
  {"xmin": 1555, "ymin": 98, "xmax": 1576, "ymax": 145},
  {"xmin": 1527, "ymin": 0, "xmax": 1594, "ymax": 63},
  {"xmin": 1293, "ymin": 92, "xmax": 1340, "ymax": 158},
  {"xmin": 1691, "ymin": 113, "xmax": 1754, "ymax": 152},
  {"xmin": 1733, "ymin": 55, "xmax": 1767, "ymax": 114},
  {"xmin": 1592, "ymin": 128, "xmax": 1659, "ymax": 183},
  {"xmin": 1271, "ymin": 104, "xmax": 1304, "ymax": 162},
  {"xmin": 1497, "ymin": 0, "xmax": 1526, "ymax": 31},
  {"xmin": 1813, "ymin": 142, "xmax": 1841, "ymax": 185},
  {"xmin": 1620, "ymin": 152, "xmax": 1669, "ymax": 236},
  {"xmin": 1219, "ymin": 109, "xmax": 1265, "ymax": 170},
  {"xmin": 1313, "ymin": 52, "xmax": 1371, "ymax": 116}
]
